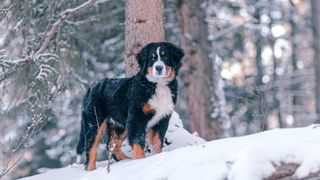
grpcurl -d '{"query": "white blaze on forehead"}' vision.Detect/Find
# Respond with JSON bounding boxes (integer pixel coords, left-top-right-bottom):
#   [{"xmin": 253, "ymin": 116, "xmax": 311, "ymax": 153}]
[
  {"xmin": 156, "ymin": 47, "xmax": 161, "ymax": 61},
  {"xmin": 152, "ymin": 46, "xmax": 166, "ymax": 77}
]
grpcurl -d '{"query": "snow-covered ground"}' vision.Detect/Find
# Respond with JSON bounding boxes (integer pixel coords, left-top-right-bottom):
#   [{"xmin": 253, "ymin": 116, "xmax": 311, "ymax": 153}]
[{"xmin": 20, "ymin": 113, "xmax": 320, "ymax": 180}]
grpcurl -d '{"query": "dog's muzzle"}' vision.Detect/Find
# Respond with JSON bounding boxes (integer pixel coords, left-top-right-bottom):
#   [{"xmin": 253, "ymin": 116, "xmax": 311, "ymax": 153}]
[
  {"xmin": 155, "ymin": 65, "xmax": 163, "ymax": 75},
  {"xmin": 152, "ymin": 60, "xmax": 166, "ymax": 77}
]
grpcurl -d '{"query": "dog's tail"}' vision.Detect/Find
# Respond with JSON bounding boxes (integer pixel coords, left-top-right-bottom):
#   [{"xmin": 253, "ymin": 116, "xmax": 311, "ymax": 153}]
[{"xmin": 76, "ymin": 113, "xmax": 85, "ymax": 164}]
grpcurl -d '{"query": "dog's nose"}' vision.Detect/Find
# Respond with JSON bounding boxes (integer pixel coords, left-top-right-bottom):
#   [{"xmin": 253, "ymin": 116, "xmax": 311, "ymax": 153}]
[{"xmin": 155, "ymin": 65, "xmax": 163, "ymax": 72}]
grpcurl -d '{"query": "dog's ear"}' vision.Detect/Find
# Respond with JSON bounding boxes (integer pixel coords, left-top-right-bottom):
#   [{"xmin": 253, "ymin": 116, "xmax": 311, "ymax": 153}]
[
  {"xmin": 166, "ymin": 42, "xmax": 184, "ymax": 71},
  {"xmin": 136, "ymin": 43, "xmax": 153, "ymax": 74}
]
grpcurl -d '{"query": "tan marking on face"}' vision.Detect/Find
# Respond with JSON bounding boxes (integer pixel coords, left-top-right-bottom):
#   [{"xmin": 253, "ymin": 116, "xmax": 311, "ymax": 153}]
[
  {"xmin": 148, "ymin": 67, "xmax": 153, "ymax": 75},
  {"xmin": 132, "ymin": 144, "xmax": 145, "ymax": 159},
  {"xmin": 148, "ymin": 129, "xmax": 162, "ymax": 154},
  {"xmin": 165, "ymin": 65, "xmax": 175, "ymax": 81},
  {"xmin": 160, "ymin": 51, "xmax": 165, "ymax": 56},
  {"xmin": 86, "ymin": 120, "xmax": 106, "ymax": 171},
  {"xmin": 113, "ymin": 129, "xmax": 130, "ymax": 160},
  {"xmin": 143, "ymin": 103, "xmax": 154, "ymax": 114}
]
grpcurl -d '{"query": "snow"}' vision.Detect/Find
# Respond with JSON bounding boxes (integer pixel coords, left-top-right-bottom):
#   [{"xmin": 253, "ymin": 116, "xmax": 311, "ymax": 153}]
[
  {"xmin": 20, "ymin": 114, "xmax": 320, "ymax": 180},
  {"xmin": 115, "ymin": 112, "xmax": 205, "ymax": 157}
]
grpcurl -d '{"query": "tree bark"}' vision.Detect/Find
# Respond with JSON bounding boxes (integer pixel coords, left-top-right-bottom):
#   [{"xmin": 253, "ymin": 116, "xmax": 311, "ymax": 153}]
[
  {"xmin": 125, "ymin": 0, "xmax": 165, "ymax": 77},
  {"xmin": 179, "ymin": 0, "xmax": 221, "ymax": 140},
  {"xmin": 311, "ymin": 0, "xmax": 320, "ymax": 123}
]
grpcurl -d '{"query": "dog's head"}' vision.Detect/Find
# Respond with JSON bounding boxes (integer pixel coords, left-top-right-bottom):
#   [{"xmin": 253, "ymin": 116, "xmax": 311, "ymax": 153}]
[{"xmin": 136, "ymin": 42, "xmax": 184, "ymax": 83}]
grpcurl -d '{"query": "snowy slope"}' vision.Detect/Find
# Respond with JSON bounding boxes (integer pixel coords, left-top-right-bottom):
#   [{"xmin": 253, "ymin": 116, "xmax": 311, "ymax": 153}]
[{"xmin": 20, "ymin": 115, "xmax": 320, "ymax": 180}]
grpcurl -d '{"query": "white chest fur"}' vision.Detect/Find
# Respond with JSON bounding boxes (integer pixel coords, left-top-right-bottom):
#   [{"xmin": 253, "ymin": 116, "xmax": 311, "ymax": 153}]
[{"xmin": 147, "ymin": 83, "xmax": 174, "ymax": 127}]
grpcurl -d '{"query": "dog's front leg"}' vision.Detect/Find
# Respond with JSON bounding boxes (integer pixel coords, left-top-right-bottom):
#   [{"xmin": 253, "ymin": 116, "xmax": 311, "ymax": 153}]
[
  {"xmin": 148, "ymin": 116, "xmax": 170, "ymax": 154},
  {"xmin": 127, "ymin": 115, "xmax": 147, "ymax": 159}
]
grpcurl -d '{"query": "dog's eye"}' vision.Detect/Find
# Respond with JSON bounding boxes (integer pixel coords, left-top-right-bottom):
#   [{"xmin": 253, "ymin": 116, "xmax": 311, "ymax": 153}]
[
  {"xmin": 152, "ymin": 53, "xmax": 156, "ymax": 59},
  {"xmin": 160, "ymin": 51, "xmax": 165, "ymax": 56}
]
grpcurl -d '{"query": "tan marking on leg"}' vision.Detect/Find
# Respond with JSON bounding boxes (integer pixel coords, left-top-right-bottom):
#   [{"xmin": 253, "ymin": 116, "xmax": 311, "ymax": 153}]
[
  {"xmin": 132, "ymin": 143, "xmax": 145, "ymax": 159},
  {"xmin": 143, "ymin": 103, "xmax": 154, "ymax": 114},
  {"xmin": 148, "ymin": 129, "xmax": 162, "ymax": 154},
  {"xmin": 113, "ymin": 129, "xmax": 130, "ymax": 160},
  {"xmin": 148, "ymin": 128, "xmax": 155, "ymax": 145},
  {"xmin": 86, "ymin": 120, "xmax": 106, "ymax": 171}
]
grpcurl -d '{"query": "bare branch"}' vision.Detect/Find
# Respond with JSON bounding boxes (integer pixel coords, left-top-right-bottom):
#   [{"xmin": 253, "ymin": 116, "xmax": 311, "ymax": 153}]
[
  {"xmin": 106, "ymin": 139, "xmax": 115, "ymax": 173},
  {"xmin": 35, "ymin": 0, "xmax": 97, "ymax": 55},
  {"xmin": 0, "ymin": 155, "xmax": 23, "ymax": 178},
  {"xmin": 209, "ymin": 20, "xmax": 253, "ymax": 41}
]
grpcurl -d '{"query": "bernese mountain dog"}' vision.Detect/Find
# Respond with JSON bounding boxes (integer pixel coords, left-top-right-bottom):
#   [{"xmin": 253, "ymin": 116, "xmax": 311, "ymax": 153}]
[{"xmin": 76, "ymin": 42, "xmax": 184, "ymax": 170}]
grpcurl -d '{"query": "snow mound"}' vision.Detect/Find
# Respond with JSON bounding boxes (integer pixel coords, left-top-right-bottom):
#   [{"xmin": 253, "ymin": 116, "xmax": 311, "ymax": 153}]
[
  {"xmin": 116, "ymin": 111, "xmax": 206, "ymax": 158},
  {"xmin": 20, "ymin": 122, "xmax": 320, "ymax": 180}
]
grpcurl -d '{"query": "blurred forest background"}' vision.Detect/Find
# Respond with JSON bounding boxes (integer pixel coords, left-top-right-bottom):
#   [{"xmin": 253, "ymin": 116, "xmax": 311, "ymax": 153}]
[{"xmin": 0, "ymin": 0, "xmax": 319, "ymax": 179}]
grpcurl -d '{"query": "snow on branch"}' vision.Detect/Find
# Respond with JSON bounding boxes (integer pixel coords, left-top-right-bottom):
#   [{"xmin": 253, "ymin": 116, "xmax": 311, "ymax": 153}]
[
  {"xmin": 1, "ymin": 0, "xmax": 97, "ymax": 84},
  {"xmin": 0, "ymin": 49, "xmax": 29, "ymax": 83},
  {"xmin": 33, "ymin": 53, "xmax": 59, "ymax": 82},
  {"xmin": 0, "ymin": 50, "xmax": 60, "ymax": 84},
  {"xmin": 35, "ymin": 0, "xmax": 97, "ymax": 55},
  {"xmin": 0, "ymin": 49, "xmax": 27, "ymax": 68}
]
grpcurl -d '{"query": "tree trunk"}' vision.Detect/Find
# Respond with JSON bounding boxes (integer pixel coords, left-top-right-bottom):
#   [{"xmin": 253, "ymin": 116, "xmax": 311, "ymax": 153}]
[
  {"xmin": 268, "ymin": 8, "xmax": 283, "ymax": 128},
  {"xmin": 253, "ymin": 6, "xmax": 263, "ymax": 86},
  {"xmin": 179, "ymin": 0, "xmax": 221, "ymax": 140},
  {"xmin": 311, "ymin": 0, "xmax": 320, "ymax": 123},
  {"xmin": 253, "ymin": 6, "xmax": 268, "ymax": 131},
  {"xmin": 212, "ymin": 61, "xmax": 233, "ymax": 137},
  {"xmin": 125, "ymin": 0, "xmax": 165, "ymax": 77},
  {"xmin": 289, "ymin": 2, "xmax": 303, "ymax": 126}
]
